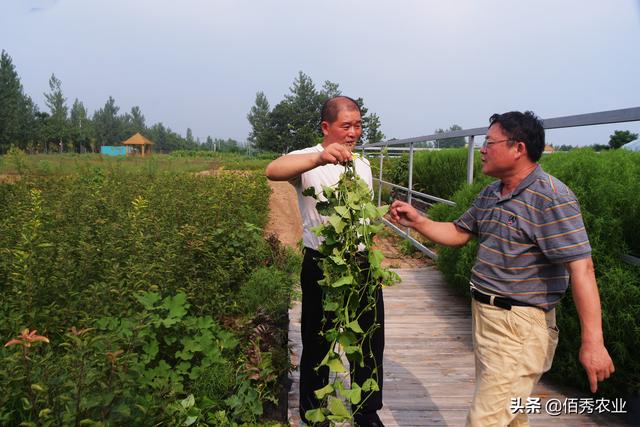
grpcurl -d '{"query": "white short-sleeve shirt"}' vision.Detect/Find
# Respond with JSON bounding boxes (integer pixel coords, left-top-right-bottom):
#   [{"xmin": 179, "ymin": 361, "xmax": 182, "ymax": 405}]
[{"xmin": 288, "ymin": 144, "xmax": 373, "ymax": 250}]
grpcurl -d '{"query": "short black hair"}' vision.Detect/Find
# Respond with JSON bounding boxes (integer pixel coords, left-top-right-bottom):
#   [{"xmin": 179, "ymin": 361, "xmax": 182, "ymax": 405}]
[
  {"xmin": 489, "ymin": 111, "xmax": 545, "ymax": 162},
  {"xmin": 320, "ymin": 96, "xmax": 361, "ymax": 124}
]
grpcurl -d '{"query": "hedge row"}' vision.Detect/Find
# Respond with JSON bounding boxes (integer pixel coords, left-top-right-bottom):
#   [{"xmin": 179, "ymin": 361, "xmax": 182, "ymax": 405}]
[
  {"xmin": 424, "ymin": 148, "xmax": 640, "ymax": 397},
  {"xmin": 383, "ymin": 148, "xmax": 484, "ymax": 200},
  {"xmin": 0, "ymin": 168, "xmax": 298, "ymax": 425}
]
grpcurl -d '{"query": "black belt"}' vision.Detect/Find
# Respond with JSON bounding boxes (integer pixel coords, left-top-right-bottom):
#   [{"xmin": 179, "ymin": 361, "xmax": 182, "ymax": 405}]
[
  {"xmin": 470, "ymin": 288, "xmax": 533, "ymax": 311},
  {"xmin": 304, "ymin": 247, "xmax": 324, "ymax": 259}
]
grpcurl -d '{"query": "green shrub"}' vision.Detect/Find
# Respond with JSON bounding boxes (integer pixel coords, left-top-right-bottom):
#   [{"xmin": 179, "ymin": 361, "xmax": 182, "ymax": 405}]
[
  {"xmin": 429, "ymin": 181, "xmax": 489, "ymax": 296},
  {"xmin": 388, "ymin": 149, "xmax": 484, "ymax": 200},
  {"xmin": 0, "ymin": 166, "xmax": 296, "ymax": 424},
  {"xmin": 5, "ymin": 146, "xmax": 29, "ymax": 175},
  {"xmin": 427, "ymin": 149, "xmax": 640, "ymax": 396},
  {"xmin": 541, "ymin": 149, "xmax": 640, "ymax": 256},
  {"xmin": 238, "ymin": 267, "xmax": 294, "ymax": 317}
]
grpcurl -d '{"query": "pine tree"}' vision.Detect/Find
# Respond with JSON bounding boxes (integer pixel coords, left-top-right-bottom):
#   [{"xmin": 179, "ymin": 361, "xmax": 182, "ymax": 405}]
[
  {"xmin": 44, "ymin": 73, "xmax": 69, "ymax": 152},
  {"xmin": 93, "ymin": 96, "xmax": 122, "ymax": 147},
  {"xmin": 0, "ymin": 50, "xmax": 37, "ymax": 153}
]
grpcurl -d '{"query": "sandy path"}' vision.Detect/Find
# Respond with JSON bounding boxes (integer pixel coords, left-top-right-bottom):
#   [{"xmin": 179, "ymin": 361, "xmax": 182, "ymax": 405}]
[{"xmin": 265, "ymin": 180, "xmax": 303, "ymax": 250}]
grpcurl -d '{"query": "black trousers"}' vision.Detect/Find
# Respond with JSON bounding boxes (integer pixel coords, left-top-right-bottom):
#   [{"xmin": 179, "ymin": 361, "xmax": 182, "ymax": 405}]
[{"xmin": 299, "ymin": 248, "xmax": 385, "ymax": 422}]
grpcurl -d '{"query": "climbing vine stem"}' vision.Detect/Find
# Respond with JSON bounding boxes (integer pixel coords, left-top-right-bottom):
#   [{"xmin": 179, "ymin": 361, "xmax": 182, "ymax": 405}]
[{"xmin": 302, "ymin": 155, "xmax": 400, "ymax": 425}]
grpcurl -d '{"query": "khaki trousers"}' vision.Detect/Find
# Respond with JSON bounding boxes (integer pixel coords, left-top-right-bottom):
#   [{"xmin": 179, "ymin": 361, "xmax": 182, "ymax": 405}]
[{"xmin": 466, "ymin": 300, "xmax": 559, "ymax": 427}]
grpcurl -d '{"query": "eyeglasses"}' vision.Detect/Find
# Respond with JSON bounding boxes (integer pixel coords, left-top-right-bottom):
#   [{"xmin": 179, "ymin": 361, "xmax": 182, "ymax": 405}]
[{"xmin": 482, "ymin": 138, "xmax": 512, "ymax": 149}]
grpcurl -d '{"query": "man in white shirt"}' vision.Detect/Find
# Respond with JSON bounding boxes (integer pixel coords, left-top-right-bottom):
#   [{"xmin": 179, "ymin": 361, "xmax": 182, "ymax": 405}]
[{"xmin": 266, "ymin": 96, "xmax": 384, "ymax": 427}]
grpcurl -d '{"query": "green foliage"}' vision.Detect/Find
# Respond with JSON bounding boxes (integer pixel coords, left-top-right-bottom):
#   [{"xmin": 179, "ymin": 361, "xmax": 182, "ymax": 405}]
[
  {"xmin": 170, "ymin": 150, "xmax": 276, "ymax": 170},
  {"xmin": 303, "ymin": 157, "xmax": 400, "ymax": 423},
  {"xmin": 247, "ymin": 91, "xmax": 275, "ymax": 150},
  {"xmin": 541, "ymin": 149, "xmax": 640, "ymax": 256},
  {"xmin": 238, "ymin": 267, "xmax": 293, "ymax": 317},
  {"xmin": 0, "ymin": 153, "xmax": 227, "ymax": 176},
  {"xmin": 390, "ymin": 149, "xmax": 486, "ymax": 200},
  {"xmin": 608, "ymin": 130, "xmax": 638, "ymax": 149},
  {"xmin": 92, "ymin": 96, "xmax": 122, "ymax": 148},
  {"xmin": 434, "ymin": 124, "xmax": 466, "ymax": 148},
  {"xmin": 247, "ymin": 72, "xmax": 384, "ymax": 153},
  {"xmin": 429, "ymin": 181, "xmax": 488, "ymax": 296},
  {"xmin": 5, "ymin": 145, "xmax": 30, "ymax": 175},
  {"xmin": 363, "ymin": 113, "xmax": 385, "ymax": 145},
  {"xmin": 43, "ymin": 73, "xmax": 69, "ymax": 150},
  {"xmin": 0, "ymin": 49, "xmax": 237, "ymax": 154},
  {"xmin": 0, "ymin": 292, "xmax": 251, "ymax": 425},
  {"xmin": 0, "ymin": 164, "xmax": 296, "ymax": 424},
  {"xmin": 0, "ymin": 50, "xmax": 40, "ymax": 154},
  {"xmin": 428, "ymin": 149, "xmax": 640, "ymax": 396}
]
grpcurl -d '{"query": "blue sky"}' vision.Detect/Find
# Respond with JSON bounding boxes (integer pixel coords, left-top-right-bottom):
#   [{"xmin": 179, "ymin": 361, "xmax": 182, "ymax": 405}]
[{"xmin": 1, "ymin": 0, "xmax": 639, "ymax": 146}]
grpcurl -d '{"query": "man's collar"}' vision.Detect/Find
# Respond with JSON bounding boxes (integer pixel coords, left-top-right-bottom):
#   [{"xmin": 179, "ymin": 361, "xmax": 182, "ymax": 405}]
[{"xmin": 496, "ymin": 164, "xmax": 543, "ymax": 200}]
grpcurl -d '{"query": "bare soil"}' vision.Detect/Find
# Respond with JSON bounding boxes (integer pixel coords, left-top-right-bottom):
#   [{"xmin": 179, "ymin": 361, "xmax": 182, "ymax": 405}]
[
  {"xmin": 0, "ymin": 174, "xmax": 21, "ymax": 183},
  {"xmin": 264, "ymin": 180, "xmax": 432, "ymax": 268}
]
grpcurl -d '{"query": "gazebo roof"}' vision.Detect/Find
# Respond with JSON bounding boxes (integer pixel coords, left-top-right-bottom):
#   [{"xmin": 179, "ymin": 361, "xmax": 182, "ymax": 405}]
[{"xmin": 122, "ymin": 132, "xmax": 154, "ymax": 146}]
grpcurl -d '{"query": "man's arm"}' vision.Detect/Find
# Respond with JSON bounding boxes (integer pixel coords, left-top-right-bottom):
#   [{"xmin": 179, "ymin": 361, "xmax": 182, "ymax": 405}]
[
  {"xmin": 265, "ymin": 144, "xmax": 353, "ymax": 181},
  {"xmin": 389, "ymin": 200, "xmax": 473, "ymax": 247},
  {"xmin": 566, "ymin": 257, "xmax": 615, "ymax": 393}
]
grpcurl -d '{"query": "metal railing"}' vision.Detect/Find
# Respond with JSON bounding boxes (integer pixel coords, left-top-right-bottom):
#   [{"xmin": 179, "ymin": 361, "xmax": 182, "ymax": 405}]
[{"xmin": 358, "ymin": 106, "xmax": 640, "ymax": 261}]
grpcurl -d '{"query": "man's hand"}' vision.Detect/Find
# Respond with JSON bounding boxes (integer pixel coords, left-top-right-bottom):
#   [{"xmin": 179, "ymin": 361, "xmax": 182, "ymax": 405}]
[
  {"xmin": 390, "ymin": 200, "xmax": 426, "ymax": 229},
  {"xmin": 579, "ymin": 341, "xmax": 615, "ymax": 393},
  {"xmin": 390, "ymin": 200, "xmax": 472, "ymax": 247},
  {"xmin": 265, "ymin": 143, "xmax": 353, "ymax": 181},
  {"xmin": 318, "ymin": 143, "xmax": 353, "ymax": 166},
  {"xmin": 567, "ymin": 257, "xmax": 615, "ymax": 393}
]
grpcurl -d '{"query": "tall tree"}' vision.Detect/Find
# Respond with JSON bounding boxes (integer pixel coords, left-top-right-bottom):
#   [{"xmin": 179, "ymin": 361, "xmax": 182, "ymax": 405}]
[
  {"xmin": 363, "ymin": 112, "xmax": 385, "ymax": 144},
  {"xmin": 146, "ymin": 123, "xmax": 188, "ymax": 152},
  {"xmin": 0, "ymin": 50, "xmax": 37, "ymax": 153},
  {"xmin": 129, "ymin": 106, "xmax": 146, "ymax": 134},
  {"xmin": 247, "ymin": 72, "xmax": 385, "ymax": 153},
  {"xmin": 69, "ymin": 99, "xmax": 92, "ymax": 152},
  {"xmin": 434, "ymin": 124, "xmax": 465, "ymax": 148},
  {"xmin": 247, "ymin": 91, "xmax": 275, "ymax": 151},
  {"xmin": 203, "ymin": 135, "xmax": 215, "ymax": 151},
  {"xmin": 609, "ymin": 130, "xmax": 638, "ymax": 149},
  {"xmin": 93, "ymin": 96, "xmax": 122, "ymax": 147},
  {"xmin": 319, "ymin": 80, "xmax": 341, "ymax": 101},
  {"xmin": 280, "ymin": 71, "xmax": 323, "ymax": 152},
  {"xmin": 44, "ymin": 73, "xmax": 69, "ymax": 152},
  {"xmin": 186, "ymin": 128, "xmax": 194, "ymax": 145}
]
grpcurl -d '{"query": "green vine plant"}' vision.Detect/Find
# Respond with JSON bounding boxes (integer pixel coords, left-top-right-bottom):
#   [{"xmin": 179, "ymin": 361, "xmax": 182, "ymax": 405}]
[{"xmin": 302, "ymin": 155, "xmax": 400, "ymax": 425}]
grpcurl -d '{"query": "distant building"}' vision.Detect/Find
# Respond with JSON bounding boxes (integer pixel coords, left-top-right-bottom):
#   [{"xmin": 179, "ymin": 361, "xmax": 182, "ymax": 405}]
[
  {"xmin": 622, "ymin": 139, "xmax": 640, "ymax": 152},
  {"xmin": 543, "ymin": 144, "xmax": 555, "ymax": 154},
  {"xmin": 100, "ymin": 146, "xmax": 127, "ymax": 156},
  {"xmin": 122, "ymin": 133, "xmax": 154, "ymax": 157}
]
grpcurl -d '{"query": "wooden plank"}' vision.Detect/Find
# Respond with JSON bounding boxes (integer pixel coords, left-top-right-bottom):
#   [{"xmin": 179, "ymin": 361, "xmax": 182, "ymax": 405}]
[{"xmin": 287, "ymin": 267, "xmax": 619, "ymax": 426}]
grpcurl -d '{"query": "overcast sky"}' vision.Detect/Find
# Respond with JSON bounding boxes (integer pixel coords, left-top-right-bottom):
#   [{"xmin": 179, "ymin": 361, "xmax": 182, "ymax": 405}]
[{"xmin": 1, "ymin": 0, "xmax": 639, "ymax": 146}]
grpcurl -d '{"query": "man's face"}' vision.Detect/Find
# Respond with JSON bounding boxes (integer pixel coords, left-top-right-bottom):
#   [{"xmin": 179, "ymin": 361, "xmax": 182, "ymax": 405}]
[
  {"xmin": 480, "ymin": 123, "xmax": 517, "ymax": 178},
  {"xmin": 321, "ymin": 108, "xmax": 362, "ymax": 150}
]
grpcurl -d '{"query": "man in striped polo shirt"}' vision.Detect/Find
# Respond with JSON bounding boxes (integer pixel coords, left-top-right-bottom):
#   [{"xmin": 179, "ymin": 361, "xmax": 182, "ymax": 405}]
[{"xmin": 390, "ymin": 111, "xmax": 614, "ymax": 426}]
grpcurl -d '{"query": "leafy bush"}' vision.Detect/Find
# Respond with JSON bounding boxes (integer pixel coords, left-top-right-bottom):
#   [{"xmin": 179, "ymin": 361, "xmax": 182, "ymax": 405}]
[
  {"xmin": 238, "ymin": 267, "xmax": 293, "ymax": 317},
  {"xmin": 170, "ymin": 150, "xmax": 276, "ymax": 171},
  {"xmin": 429, "ymin": 180, "xmax": 489, "ymax": 296},
  {"xmin": 387, "ymin": 149, "xmax": 484, "ymax": 200},
  {"xmin": 0, "ymin": 166, "xmax": 298, "ymax": 425},
  {"xmin": 426, "ymin": 149, "xmax": 640, "ymax": 396}
]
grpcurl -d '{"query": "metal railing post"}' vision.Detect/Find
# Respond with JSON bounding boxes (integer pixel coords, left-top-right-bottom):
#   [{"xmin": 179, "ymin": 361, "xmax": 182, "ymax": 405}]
[
  {"xmin": 406, "ymin": 142, "xmax": 414, "ymax": 237},
  {"xmin": 377, "ymin": 148, "xmax": 384, "ymax": 207},
  {"xmin": 467, "ymin": 135, "xmax": 475, "ymax": 184}
]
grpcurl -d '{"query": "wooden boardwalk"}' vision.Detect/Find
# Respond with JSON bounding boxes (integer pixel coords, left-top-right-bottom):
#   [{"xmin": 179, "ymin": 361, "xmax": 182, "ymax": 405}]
[{"xmin": 287, "ymin": 267, "xmax": 620, "ymax": 426}]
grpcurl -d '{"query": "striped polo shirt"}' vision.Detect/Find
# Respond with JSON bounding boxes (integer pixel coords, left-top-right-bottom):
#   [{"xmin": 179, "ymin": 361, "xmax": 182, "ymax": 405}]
[{"xmin": 454, "ymin": 165, "xmax": 591, "ymax": 310}]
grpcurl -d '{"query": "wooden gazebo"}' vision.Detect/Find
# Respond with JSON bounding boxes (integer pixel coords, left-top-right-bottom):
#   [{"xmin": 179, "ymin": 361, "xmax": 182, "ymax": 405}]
[{"xmin": 122, "ymin": 133, "xmax": 154, "ymax": 157}]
